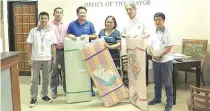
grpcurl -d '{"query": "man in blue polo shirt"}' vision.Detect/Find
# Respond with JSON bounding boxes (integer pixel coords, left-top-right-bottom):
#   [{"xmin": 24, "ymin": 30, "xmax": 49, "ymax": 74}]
[
  {"xmin": 67, "ymin": 6, "xmax": 97, "ymax": 96},
  {"xmin": 67, "ymin": 6, "xmax": 97, "ymax": 40}
]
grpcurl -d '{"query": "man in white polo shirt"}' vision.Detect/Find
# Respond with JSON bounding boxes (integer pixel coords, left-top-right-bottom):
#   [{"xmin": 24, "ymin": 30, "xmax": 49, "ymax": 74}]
[
  {"xmin": 27, "ymin": 12, "xmax": 57, "ymax": 108},
  {"xmin": 121, "ymin": 3, "xmax": 149, "ymax": 38},
  {"xmin": 120, "ymin": 3, "xmax": 149, "ymax": 56},
  {"xmin": 148, "ymin": 12, "xmax": 174, "ymax": 111}
]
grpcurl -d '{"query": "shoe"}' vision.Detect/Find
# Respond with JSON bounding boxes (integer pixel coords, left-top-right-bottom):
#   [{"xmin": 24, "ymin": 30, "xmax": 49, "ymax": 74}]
[
  {"xmin": 91, "ymin": 90, "xmax": 96, "ymax": 97},
  {"xmin": 165, "ymin": 103, "xmax": 172, "ymax": 111},
  {"xmin": 42, "ymin": 96, "xmax": 53, "ymax": 103},
  {"xmin": 148, "ymin": 98, "xmax": 161, "ymax": 105},
  {"xmin": 51, "ymin": 92, "xmax": 57, "ymax": 99},
  {"xmin": 29, "ymin": 99, "xmax": 37, "ymax": 108}
]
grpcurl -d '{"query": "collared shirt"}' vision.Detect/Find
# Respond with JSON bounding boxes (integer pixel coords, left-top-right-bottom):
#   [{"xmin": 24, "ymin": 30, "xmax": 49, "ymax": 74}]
[
  {"xmin": 26, "ymin": 26, "xmax": 57, "ymax": 61},
  {"xmin": 98, "ymin": 29, "xmax": 121, "ymax": 44},
  {"xmin": 48, "ymin": 20, "xmax": 68, "ymax": 49},
  {"xmin": 98, "ymin": 29, "xmax": 121, "ymax": 56},
  {"xmin": 122, "ymin": 15, "xmax": 148, "ymax": 37},
  {"xmin": 148, "ymin": 27, "xmax": 174, "ymax": 63},
  {"xmin": 67, "ymin": 20, "xmax": 96, "ymax": 37}
]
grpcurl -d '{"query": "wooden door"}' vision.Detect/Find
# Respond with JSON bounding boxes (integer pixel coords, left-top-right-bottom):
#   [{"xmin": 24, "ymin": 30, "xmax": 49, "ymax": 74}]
[{"xmin": 12, "ymin": 2, "xmax": 37, "ymax": 75}]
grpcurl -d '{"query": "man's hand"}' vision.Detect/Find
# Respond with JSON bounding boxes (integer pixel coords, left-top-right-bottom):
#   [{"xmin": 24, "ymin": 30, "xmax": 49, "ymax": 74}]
[
  {"xmin": 121, "ymin": 34, "xmax": 131, "ymax": 38},
  {"xmin": 52, "ymin": 56, "xmax": 56, "ymax": 65},
  {"xmin": 52, "ymin": 57, "xmax": 56, "ymax": 68},
  {"xmin": 153, "ymin": 54, "xmax": 162, "ymax": 61},
  {"xmin": 133, "ymin": 34, "xmax": 150, "ymax": 38},
  {"xmin": 143, "ymin": 34, "xmax": 150, "ymax": 38},
  {"xmin": 133, "ymin": 35, "xmax": 137, "ymax": 38},
  {"xmin": 80, "ymin": 34, "xmax": 89, "ymax": 40},
  {"xmin": 127, "ymin": 35, "xmax": 132, "ymax": 38},
  {"xmin": 68, "ymin": 34, "xmax": 77, "ymax": 40}
]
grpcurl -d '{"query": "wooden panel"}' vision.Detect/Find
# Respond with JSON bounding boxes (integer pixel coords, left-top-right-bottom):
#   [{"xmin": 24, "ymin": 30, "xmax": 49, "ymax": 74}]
[
  {"xmin": 29, "ymin": 15, "xmax": 35, "ymax": 23},
  {"xmin": 0, "ymin": 52, "xmax": 21, "ymax": 111},
  {"xmin": 15, "ymin": 15, "xmax": 22, "ymax": 24},
  {"xmin": 13, "ymin": 3, "xmax": 36, "ymax": 74},
  {"xmin": 24, "ymin": 62, "xmax": 30, "ymax": 71},
  {"xmin": 22, "ymin": 25, "xmax": 29, "ymax": 34},
  {"xmin": 22, "ymin": 5, "xmax": 29, "ymax": 14},
  {"xmin": 23, "ymin": 34, "xmax": 28, "ymax": 42},
  {"xmin": 15, "ymin": 43, "xmax": 23, "ymax": 51},
  {"xmin": 22, "ymin": 15, "xmax": 29, "ymax": 23},
  {"xmin": 1, "ymin": 52, "xmax": 21, "ymax": 70},
  {"xmin": 29, "ymin": 5, "xmax": 35, "ymax": 14},
  {"xmin": 15, "ymin": 25, "xmax": 22, "ymax": 34},
  {"xmin": 18, "ymin": 62, "xmax": 24, "ymax": 71},
  {"xmin": 24, "ymin": 53, "xmax": 28, "ymax": 61},
  {"xmin": 20, "ymin": 53, "xmax": 24, "ymax": 61},
  {"xmin": 14, "ymin": 6, "xmax": 22, "ymax": 14},
  {"xmin": 11, "ymin": 65, "xmax": 21, "ymax": 111},
  {"xmin": 15, "ymin": 34, "xmax": 23, "ymax": 42},
  {"xmin": 23, "ymin": 43, "xmax": 28, "ymax": 52}
]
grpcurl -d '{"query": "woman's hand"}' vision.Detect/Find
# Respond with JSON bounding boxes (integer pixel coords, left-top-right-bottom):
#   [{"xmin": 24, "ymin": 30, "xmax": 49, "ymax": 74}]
[{"xmin": 104, "ymin": 43, "xmax": 110, "ymax": 49}]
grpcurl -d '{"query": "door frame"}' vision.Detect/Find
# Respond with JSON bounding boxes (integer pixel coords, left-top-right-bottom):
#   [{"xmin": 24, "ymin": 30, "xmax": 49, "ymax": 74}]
[
  {"xmin": 8, "ymin": 1, "xmax": 38, "ymax": 51},
  {"xmin": 8, "ymin": 1, "xmax": 38, "ymax": 76}
]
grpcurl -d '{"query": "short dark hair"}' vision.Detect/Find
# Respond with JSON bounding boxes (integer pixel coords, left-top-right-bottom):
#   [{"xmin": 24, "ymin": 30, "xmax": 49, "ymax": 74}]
[
  {"xmin": 76, "ymin": 6, "xmax": 87, "ymax": 13},
  {"xmin": 54, "ymin": 7, "xmax": 63, "ymax": 13},
  {"xmin": 105, "ymin": 15, "xmax": 117, "ymax": 29},
  {"xmin": 39, "ymin": 12, "xmax": 49, "ymax": 19},
  {"xmin": 154, "ymin": 12, "xmax": 165, "ymax": 20}
]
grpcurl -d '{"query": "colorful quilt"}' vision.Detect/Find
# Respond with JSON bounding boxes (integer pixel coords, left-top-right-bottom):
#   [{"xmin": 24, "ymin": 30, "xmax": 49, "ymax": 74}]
[
  {"xmin": 64, "ymin": 37, "xmax": 92, "ymax": 103},
  {"xmin": 79, "ymin": 38, "xmax": 129, "ymax": 107},
  {"xmin": 127, "ymin": 38, "xmax": 148, "ymax": 110}
]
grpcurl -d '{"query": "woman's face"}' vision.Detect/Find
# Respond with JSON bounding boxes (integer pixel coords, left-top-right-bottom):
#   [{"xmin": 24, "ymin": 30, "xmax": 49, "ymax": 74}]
[{"xmin": 105, "ymin": 18, "xmax": 115, "ymax": 29}]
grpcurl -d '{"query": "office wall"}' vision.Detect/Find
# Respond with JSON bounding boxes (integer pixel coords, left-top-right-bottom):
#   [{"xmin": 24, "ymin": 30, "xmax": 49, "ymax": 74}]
[
  {"xmin": 38, "ymin": 0, "xmax": 210, "ymax": 45},
  {"xmin": 2, "ymin": 0, "xmax": 209, "ymax": 83},
  {"xmin": 1, "ymin": 0, "xmax": 8, "ymax": 52},
  {"xmin": 38, "ymin": 0, "xmax": 210, "ymax": 83}
]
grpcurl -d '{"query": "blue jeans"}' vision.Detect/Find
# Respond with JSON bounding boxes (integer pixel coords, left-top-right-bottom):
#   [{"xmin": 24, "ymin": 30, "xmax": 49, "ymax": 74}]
[
  {"xmin": 50, "ymin": 49, "xmax": 66, "ymax": 93},
  {"xmin": 153, "ymin": 61, "xmax": 173, "ymax": 104}
]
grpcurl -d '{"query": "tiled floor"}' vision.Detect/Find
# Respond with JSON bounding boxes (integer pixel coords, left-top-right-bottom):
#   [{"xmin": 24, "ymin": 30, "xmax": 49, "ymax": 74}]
[{"xmin": 19, "ymin": 76, "xmax": 210, "ymax": 111}]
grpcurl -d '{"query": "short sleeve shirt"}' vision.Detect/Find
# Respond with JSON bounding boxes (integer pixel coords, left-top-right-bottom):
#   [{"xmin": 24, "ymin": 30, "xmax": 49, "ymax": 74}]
[
  {"xmin": 26, "ymin": 26, "xmax": 57, "ymax": 61},
  {"xmin": 98, "ymin": 29, "xmax": 121, "ymax": 57},
  {"xmin": 148, "ymin": 28, "xmax": 174, "ymax": 62},
  {"xmin": 67, "ymin": 20, "xmax": 96, "ymax": 37}
]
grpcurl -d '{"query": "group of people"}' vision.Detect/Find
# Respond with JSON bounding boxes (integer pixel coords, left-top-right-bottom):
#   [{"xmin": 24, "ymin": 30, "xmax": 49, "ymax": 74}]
[{"xmin": 27, "ymin": 3, "xmax": 174, "ymax": 111}]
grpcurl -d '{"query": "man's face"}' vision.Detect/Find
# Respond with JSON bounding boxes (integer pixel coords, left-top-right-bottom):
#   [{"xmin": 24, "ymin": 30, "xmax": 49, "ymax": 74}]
[
  {"xmin": 39, "ymin": 15, "xmax": 49, "ymax": 26},
  {"xmin": 77, "ymin": 9, "xmax": 87, "ymax": 20},
  {"xmin": 54, "ymin": 9, "xmax": 63, "ymax": 21},
  {"xmin": 125, "ymin": 6, "xmax": 136, "ymax": 18},
  {"xmin": 154, "ymin": 16, "xmax": 165, "ymax": 28}
]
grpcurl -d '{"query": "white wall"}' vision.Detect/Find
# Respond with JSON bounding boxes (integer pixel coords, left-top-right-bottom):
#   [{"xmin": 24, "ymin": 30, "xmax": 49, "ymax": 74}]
[
  {"xmin": 1, "ymin": 0, "xmax": 9, "ymax": 52},
  {"xmin": 0, "ymin": 1, "xmax": 3, "ymax": 53},
  {"xmin": 38, "ymin": 0, "xmax": 210, "ymax": 83},
  {"xmin": 38, "ymin": 0, "xmax": 210, "ymax": 45},
  {"xmin": 2, "ymin": 0, "xmax": 210, "ymax": 51}
]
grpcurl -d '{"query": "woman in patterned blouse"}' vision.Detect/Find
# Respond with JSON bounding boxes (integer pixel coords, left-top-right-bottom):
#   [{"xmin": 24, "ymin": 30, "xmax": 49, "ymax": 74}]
[{"xmin": 98, "ymin": 15, "xmax": 121, "ymax": 68}]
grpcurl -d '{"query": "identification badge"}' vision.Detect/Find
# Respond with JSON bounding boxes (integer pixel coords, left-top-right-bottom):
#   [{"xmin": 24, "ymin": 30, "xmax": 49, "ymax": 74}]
[{"xmin": 40, "ymin": 44, "xmax": 44, "ymax": 52}]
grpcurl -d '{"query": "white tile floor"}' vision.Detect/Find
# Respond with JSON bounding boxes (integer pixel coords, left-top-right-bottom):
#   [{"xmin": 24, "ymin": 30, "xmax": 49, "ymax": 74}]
[{"xmin": 19, "ymin": 76, "xmax": 209, "ymax": 111}]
